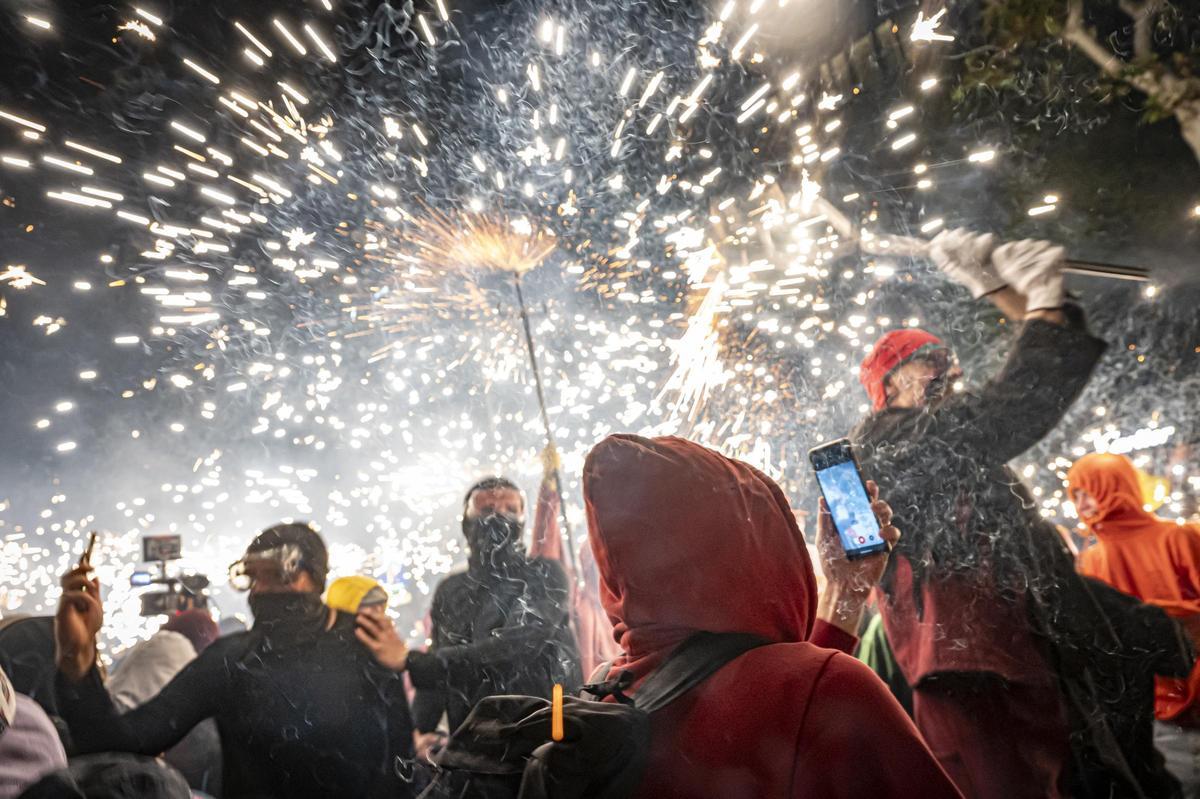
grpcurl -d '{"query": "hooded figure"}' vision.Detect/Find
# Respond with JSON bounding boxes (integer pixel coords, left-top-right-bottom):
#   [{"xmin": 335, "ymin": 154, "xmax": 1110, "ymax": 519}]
[
  {"xmin": 408, "ymin": 477, "xmax": 582, "ymax": 737},
  {"xmin": 1070, "ymin": 452, "xmax": 1200, "ymax": 721},
  {"xmin": 583, "ymin": 435, "xmax": 961, "ymax": 799}
]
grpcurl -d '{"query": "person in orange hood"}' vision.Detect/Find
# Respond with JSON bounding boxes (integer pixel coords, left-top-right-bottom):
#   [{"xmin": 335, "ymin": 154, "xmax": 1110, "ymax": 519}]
[
  {"xmin": 1070, "ymin": 452, "xmax": 1200, "ymax": 793},
  {"xmin": 583, "ymin": 434, "xmax": 961, "ymax": 799}
]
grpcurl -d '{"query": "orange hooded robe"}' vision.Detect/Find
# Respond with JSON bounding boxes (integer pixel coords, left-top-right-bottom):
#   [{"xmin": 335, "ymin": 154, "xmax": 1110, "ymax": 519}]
[{"xmin": 1070, "ymin": 452, "xmax": 1200, "ymax": 724}]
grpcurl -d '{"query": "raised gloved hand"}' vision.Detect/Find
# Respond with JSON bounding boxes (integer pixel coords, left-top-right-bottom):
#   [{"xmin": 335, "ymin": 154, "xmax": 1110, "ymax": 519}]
[
  {"xmin": 991, "ymin": 238, "xmax": 1066, "ymax": 311},
  {"xmin": 928, "ymin": 228, "xmax": 1004, "ymax": 299}
]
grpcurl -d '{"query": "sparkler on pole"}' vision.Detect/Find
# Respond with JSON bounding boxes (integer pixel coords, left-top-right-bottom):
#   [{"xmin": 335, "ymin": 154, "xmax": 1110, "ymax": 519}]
[
  {"xmin": 809, "ymin": 195, "xmax": 1150, "ymax": 282},
  {"xmin": 403, "ymin": 211, "xmax": 578, "ymax": 571},
  {"xmin": 513, "ymin": 272, "xmax": 579, "ymax": 574}
]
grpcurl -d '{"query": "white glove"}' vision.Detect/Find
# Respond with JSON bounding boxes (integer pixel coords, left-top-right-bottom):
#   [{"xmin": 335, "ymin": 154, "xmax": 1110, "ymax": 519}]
[
  {"xmin": 928, "ymin": 228, "xmax": 1005, "ymax": 299},
  {"xmin": 991, "ymin": 239, "xmax": 1066, "ymax": 311}
]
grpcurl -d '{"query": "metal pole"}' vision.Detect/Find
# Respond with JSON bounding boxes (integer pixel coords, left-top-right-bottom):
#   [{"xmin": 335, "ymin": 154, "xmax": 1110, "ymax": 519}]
[
  {"xmin": 513, "ymin": 274, "xmax": 579, "ymax": 574},
  {"xmin": 1062, "ymin": 260, "xmax": 1150, "ymax": 282}
]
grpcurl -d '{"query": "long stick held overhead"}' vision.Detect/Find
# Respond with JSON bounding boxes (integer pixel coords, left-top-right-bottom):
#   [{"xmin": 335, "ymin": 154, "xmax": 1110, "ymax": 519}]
[{"xmin": 514, "ymin": 273, "xmax": 579, "ymax": 574}]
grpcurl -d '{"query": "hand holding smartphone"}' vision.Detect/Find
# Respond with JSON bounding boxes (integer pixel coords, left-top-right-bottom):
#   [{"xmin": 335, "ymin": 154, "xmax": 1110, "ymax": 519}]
[{"xmin": 808, "ymin": 439, "xmax": 887, "ymax": 560}]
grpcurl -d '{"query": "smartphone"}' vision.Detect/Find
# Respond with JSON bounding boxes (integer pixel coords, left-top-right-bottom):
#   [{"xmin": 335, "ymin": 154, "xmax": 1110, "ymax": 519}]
[{"xmin": 808, "ymin": 439, "xmax": 886, "ymax": 560}]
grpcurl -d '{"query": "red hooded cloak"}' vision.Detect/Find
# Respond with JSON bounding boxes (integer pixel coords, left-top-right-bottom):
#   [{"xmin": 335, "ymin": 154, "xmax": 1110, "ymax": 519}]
[{"xmin": 584, "ymin": 434, "xmax": 960, "ymax": 799}]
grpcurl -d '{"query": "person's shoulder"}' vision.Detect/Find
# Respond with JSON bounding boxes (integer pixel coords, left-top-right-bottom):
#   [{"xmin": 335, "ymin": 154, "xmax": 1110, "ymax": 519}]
[
  {"xmin": 1164, "ymin": 523, "xmax": 1200, "ymax": 554},
  {"xmin": 151, "ymin": 629, "xmax": 199, "ymax": 657},
  {"xmin": 433, "ymin": 570, "xmax": 471, "ymax": 598},
  {"xmin": 853, "ymin": 406, "xmax": 925, "ymax": 447},
  {"xmin": 801, "ymin": 651, "xmax": 916, "ymax": 730},
  {"xmin": 729, "ymin": 641, "xmax": 840, "ymax": 690},
  {"xmin": 1166, "ymin": 522, "xmax": 1200, "ymax": 539},
  {"xmin": 199, "ymin": 629, "xmax": 252, "ymax": 660}
]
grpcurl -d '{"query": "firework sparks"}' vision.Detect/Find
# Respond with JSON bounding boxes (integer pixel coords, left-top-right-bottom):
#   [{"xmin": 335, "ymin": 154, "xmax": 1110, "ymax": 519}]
[
  {"xmin": 404, "ymin": 211, "xmax": 557, "ymax": 277},
  {"xmin": 0, "ymin": 0, "xmax": 1192, "ymax": 656}
]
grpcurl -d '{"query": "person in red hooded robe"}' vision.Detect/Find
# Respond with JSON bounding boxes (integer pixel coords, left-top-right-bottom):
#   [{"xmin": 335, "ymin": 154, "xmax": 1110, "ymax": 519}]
[
  {"xmin": 583, "ymin": 434, "xmax": 961, "ymax": 799},
  {"xmin": 1070, "ymin": 452, "xmax": 1200, "ymax": 794}
]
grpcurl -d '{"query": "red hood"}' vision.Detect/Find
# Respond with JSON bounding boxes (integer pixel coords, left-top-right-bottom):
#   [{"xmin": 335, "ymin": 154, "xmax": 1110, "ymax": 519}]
[{"xmin": 584, "ymin": 434, "xmax": 816, "ymax": 683}]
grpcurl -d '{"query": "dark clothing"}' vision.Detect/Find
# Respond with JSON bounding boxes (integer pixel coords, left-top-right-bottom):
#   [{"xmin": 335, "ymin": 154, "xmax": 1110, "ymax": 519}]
[
  {"xmin": 1060, "ymin": 577, "xmax": 1190, "ymax": 799},
  {"xmin": 409, "ymin": 556, "xmax": 581, "ymax": 734},
  {"xmin": 853, "ymin": 316, "xmax": 1104, "ymax": 684},
  {"xmin": 914, "ymin": 674, "xmax": 1070, "ymax": 799},
  {"xmin": 853, "ymin": 315, "xmax": 1185, "ymax": 797},
  {"xmin": 56, "ymin": 600, "xmax": 415, "ymax": 799},
  {"xmin": 0, "ymin": 616, "xmax": 60, "ymax": 719},
  {"xmin": 18, "ymin": 753, "xmax": 191, "ymax": 799},
  {"xmin": 853, "ymin": 317, "xmax": 1107, "ymax": 683}
]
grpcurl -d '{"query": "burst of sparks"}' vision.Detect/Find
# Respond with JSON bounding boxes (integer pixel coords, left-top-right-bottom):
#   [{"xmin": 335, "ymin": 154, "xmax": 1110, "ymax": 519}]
[
  {"xmin": 405, "ymin": 211, "xmax": 557, "ymax": 277},
  {"xmin": 0, "ymin": 0, "xmax": 1191, "ymax": 658},
  {"xmin": 910, "ymin": 9, "xmax": 955, "ymax": 43}
]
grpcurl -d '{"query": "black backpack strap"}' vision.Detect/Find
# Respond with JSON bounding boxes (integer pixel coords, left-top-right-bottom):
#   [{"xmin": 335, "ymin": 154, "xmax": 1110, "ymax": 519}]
[{"xmin": 630, "ymin": 632, "xmax": 770, "ymax": 714}]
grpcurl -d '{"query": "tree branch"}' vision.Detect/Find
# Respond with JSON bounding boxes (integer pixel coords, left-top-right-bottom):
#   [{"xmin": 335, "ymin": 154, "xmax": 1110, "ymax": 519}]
[
  {"xmin": 1063, "ymin": 0, "xmax": 1165, "ymax": 101},
  {"xmin": 1064, "ymin": 0, "xmax": 1125, "ymax": 78},
  {"xmin": 1117, "ymin": 0, "xmax": 1161, "ymax": 61}
]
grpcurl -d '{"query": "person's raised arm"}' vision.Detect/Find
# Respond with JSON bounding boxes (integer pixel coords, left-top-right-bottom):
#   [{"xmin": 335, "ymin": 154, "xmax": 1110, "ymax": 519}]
[
  {"xmin": 811, "ymin": 481, "xmax": 900, "ymax": 653},
  {"xmin": 528, "ymin": 444, "xmax": 563, "ymax": 561},
  {"xmin": 55, "ymin": 565, "xmax": 221, "ymax": 756},
  {"xmin": 926, "ymin": 234, "xmax": 1105, "ymax": 462}
]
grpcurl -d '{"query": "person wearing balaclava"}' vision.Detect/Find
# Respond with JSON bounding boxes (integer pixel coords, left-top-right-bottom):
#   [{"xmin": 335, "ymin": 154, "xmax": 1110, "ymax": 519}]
[
  {"xmin": 853, "ymin": 230, "xmax": 1185, "ymax": 798},
  {"xmin": 54, "ymin": 522, "xmax": 417, "ymax": 799},
  {"xmin": 357, "ymin": 476, "xmax": 580, "ymax": 749},
  {"xmin": 1070, "ymin": 452, "xmax": 1200, "ymax": 796}
]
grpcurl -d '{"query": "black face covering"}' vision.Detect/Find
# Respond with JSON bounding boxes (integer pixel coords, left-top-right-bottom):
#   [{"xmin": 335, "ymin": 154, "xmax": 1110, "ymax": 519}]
[
  {"xmin": 462, "ymin": 513, "xmax": 525, "ymax": 575},
  {"xmin": 248, "ymin": 590, "xmax": 326, "ymax": 628}
]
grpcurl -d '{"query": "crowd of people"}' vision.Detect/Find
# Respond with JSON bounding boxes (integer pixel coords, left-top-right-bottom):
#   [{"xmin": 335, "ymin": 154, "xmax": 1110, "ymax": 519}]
[{"xmin": 1, "ymin": 231, "xmax": 1198, "ymax": 798}]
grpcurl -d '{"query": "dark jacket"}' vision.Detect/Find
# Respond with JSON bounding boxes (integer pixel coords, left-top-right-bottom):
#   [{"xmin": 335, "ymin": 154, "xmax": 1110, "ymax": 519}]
[
  {"xmin": 853, "ymin": 314, "xmax": 1188, "ymax": 797},
  {"xmin": 409, "ymin": 555, "xmax": 581, "ymax": 735},
  {"xmin": 56, "ymin": 600, "xmax": 415, "ymax": 799},
  {"xmin": 852, "ymin": 316, "xmax": 1106, "ymax": 683},
  {"xmin": 0, "ymin": 616, "xmax": 59, "ymax": 719}
]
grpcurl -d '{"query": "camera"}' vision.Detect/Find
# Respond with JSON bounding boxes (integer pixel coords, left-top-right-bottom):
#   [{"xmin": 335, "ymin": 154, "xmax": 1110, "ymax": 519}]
[{"xmin": 131, "ymin": 535, "xmax": 211, "ymax": 617}]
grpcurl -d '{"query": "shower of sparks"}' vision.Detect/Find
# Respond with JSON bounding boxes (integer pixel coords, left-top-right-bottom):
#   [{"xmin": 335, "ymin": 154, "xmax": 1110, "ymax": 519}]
[
  {"xmin": 910, "ymin": 9, "xmax": 955, "ymax": 43},
  {"xmin": 0, "ymin": 265, "xmax": 46, "ymax": 289},
  {"xmin": 0, "ymin": 0, "xmax": 1193, "ymax": 656},
  {"xmin": 405, "ymin": 211, "xmax": 557, "ymax": 277},
  {"xmin": 654, "ymin": 273, "xmax": 731, "ymax": 423}
]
